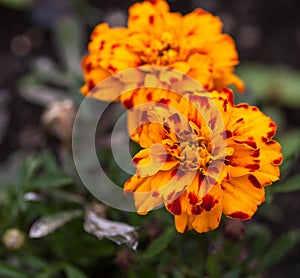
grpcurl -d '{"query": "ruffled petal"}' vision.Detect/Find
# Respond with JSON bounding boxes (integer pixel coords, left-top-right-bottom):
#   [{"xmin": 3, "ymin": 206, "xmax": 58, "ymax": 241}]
[
  {"xmin": 169, "ymin": 179, "xmax": 223, "ymax": 233},
  {"xmin": 226, "ymin": 143, "xmax": 261, "ymax": 177},
  {"xmin": 182, "ymin": 9, "xmax": 222, "ymax": 38},
  {"xmin": 187, "ymin": 54, "xmax": 213, "ymax": 89},
  {"xmin": 124, "ymin": 175, "xmax": 163, "ymax": 214},
  {"xmin": 192, "ymin": 201, "xmax": 222, "ymax": 233},
  {"xmin": 80, "ymin": 54, "xmax": 111, "ymax": 96},
  {"xmin": 253, "ymin": 138, "xmax": 282, "ymax": 186},
  {"xmin": 128, "ymin": 0, "xmax": 171, "ymax": 34},
  {"xmin": 132, "ymin": 145, "xmax": 178, "ymax": 178},
  {"xmin": 81, "ymin": 1, "xmax": 244, "ymax": 98}
]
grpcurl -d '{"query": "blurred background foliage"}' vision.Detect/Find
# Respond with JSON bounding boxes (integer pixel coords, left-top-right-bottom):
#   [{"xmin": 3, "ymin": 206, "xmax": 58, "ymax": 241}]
[{"xmin": 0, "ymin": 0, "xmax": 300, "ymax": 277}]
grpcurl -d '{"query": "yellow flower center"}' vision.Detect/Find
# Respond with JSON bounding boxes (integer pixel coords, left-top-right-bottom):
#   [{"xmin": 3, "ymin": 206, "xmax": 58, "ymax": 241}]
[
  {"xmin": 142, "ymin": 32, "xmax": 179, "ymax": 65},
  {"xmin": 163, "ymin": 128, "xmax": 212, "ymax": 174}
]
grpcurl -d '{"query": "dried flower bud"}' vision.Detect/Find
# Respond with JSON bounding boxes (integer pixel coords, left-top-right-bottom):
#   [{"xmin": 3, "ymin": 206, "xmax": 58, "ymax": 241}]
[
  {"xmin": 142, "ymin": 219, "xmax": 164, "ymax": 240},
  {"xmin": 223, "ymin": 219, "xmax": 245, "ymax": 243},
  {"xmin": 1, "ymin": 228, "xmax": 25, "ymax": 251},
  {"xmin": 114, "ymin": 248, "xmax": 136, "ymax": 270},
  {"xmin": 86, "ymin": 203, "xmax": 107, "ymax": 218},
  {"xmin": 41, "ymin": 99, "xmax": 76, "ymax": 148}
]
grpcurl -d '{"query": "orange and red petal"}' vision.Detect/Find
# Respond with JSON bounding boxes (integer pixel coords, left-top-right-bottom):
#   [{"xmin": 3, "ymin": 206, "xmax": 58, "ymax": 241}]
[{"xmin": 222, "ymin": 175, "xmax": 266, "ymax": 220}]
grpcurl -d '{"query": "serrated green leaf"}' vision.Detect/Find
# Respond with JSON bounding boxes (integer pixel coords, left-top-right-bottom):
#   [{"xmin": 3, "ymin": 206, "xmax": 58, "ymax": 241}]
[
  {"xmin": 53, "ymin": 16, "xmax": 83, "ymax": 76},
  {"xmin": 142, "ymin": 227, "xmax": 175, "ymax": 259},
  {"xmin": 18, "ymin": 83, "xmax": 67, "ymax": 106},
  {"xmin": 270, "ymin": 174, "xmax": 300, "ymax": 194},
  {"xmin": 27, "ymin": 172, "xmax": 72, "ymax": 190},
  {"xmin": 31, "ymin": 57, "xmax": 71, "ymax": 87},
  {"xmin": 39, "ymin": 150, "xmax": 59, "ymax": 173},
  {"xmin": 0, "ymin": 263, "xmax": 28, "ymax": 278},
  {"xmin": 259, "ymin": 230, "xmax": 299, "ymax": 271},
  {"xmin": 23, "ymin": 156, "xmax": 42, "ymax": 182}
]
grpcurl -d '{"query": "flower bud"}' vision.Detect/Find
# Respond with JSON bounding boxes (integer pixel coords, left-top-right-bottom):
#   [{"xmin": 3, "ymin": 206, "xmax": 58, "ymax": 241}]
[
  {"xmin": 223, "ymin": 219, "xmax": 245, "ymax": 243},
  {"xmin": 1, "ymin": 228, "xmax": 25, "ymax": 251},
  {"xmin": 41, "ymin": 99, "xmax": 76, "ymax": 148}
]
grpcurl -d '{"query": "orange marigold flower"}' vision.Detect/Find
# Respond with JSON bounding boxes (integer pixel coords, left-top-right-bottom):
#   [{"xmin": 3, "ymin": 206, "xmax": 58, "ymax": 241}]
[
  {"xmin": 81, "ymin": 0, "xmax": 244, "ymax": 99},
  {"xmin": 124, "ymin": 89, "xmax": 282, "ymax": 233}
]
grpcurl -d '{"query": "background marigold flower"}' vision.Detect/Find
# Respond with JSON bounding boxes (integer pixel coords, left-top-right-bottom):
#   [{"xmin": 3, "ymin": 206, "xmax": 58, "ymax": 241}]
[
  {"xmin": 124, "ymin": 89, "xmax": 282, "ymax": 233},
  {"xmin": 81, "ymin": 0, "xmax": 245, "ymax": 99}
]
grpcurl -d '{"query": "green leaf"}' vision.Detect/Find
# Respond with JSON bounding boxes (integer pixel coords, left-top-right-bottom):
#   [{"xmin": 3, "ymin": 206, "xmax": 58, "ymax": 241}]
[
  {"xmin": 64, "ymin": 265, "xmax": 88, "ymax": 278},
  {"xmin": 0, "ymin": 263, "xmax": 28, "ymax": 278},
  {"xmin": 45, "ymin": 189, "xmax": 85, "ymax": 204},
  {"xmin": 258, "ymin": 202, "xmax": 283, "ymax": 223},
  {"xmin": 280, "ymin": 130, "xmax": 300, "ymax": 161},
  {"xmin": 222, "ymin": 269, "xmax": 241, "ymax": 278},
  {"xmin": 0, "ymin": 152, "xmax": 24, "ymax": 189},
  {"xmin": 53, "ymin": 16, "xmax": 83, "ymax": 76},
  {"xmin": 39, "ymin": 150, "xmax": 59, "ymax": 173},
  {"xmin": 31, "ymin": 57, "xmax": 72, "ymax": 87},
  {"xmin": 270, "ymin": 174, "xmax": 300, "ymax": 194},
  {"xmin": 21, "ymin": 255, "xmax": 48, "ymax": 271},
  {"xmin": 36, "ymin": 263, "xmax": 65, "ymax": 278},
  {"xmin": 27, "ymin": 172, "xmax": 72, "ymax": 190},
  {"xmin": 237, "ymin": 63, "xmax": 276, "ymax": 103},
  {"xmin": 261, "ymin": 106, "xmax": 286, "ymax": 133},
  {"xmin": 23, "ymin": 156, "xmax": 42, "ymax": 183},
  {"xmin": 142, "ymin": 227, "xmax": 175, "ymax": 259},
  {"xmin": 246, "ymin": 224, "xmax": 272, "ymax": 260},
  {"xmin": 0, "ymin": 0, "xmax": 31, "ymax": 9},
  {"xmin": 259, "ymin": 230, "xmax": 300, "ymax": 271},
  {"xmin": 18, "ymin": 82, "xmax": 67, "ymax": 106},
  {"xmin": 278, "ymin": 67, "xmax": 300, "ymax": 107},
  {"xmin": 206, "ymin": 255, "xmax": 221, "ymax": 278},
  {"xmin": 238, "ymin": 63, "xmax": 300, "ymax": 107}
]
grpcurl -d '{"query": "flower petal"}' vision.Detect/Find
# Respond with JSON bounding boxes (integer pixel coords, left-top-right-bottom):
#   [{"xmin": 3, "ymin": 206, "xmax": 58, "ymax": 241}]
[
  {"xmin": 174, "ymin": 213, "xmax": 194, "ymax": 233},
  {"xmin": 124, "ymin": 175, "xmax": 163, "ymax": 214},
  {"xmin": 187, "ymin": 54, "xmax": 213, "ymax": 89},
  {"xmin": 128, "ymin": 0, "xmax": 171, "ymax": 34},
  {"xmin": 222, "ymin": 175, "xmax": 265, "ymax": 219},
  {"xmin": 253, "ymin": 139, "xmax": 282, "ymax": 186},
  {"xmin": 133, "ymin": 145, "xmax": 178, "ymax": 178}
]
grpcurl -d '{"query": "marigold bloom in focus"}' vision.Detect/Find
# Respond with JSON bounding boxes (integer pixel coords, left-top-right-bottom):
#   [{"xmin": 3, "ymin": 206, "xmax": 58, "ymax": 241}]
[
  {"xmin": 124, "ymin": 89, "xmax": 282, "ymax": 233},
  {"xmin": 81, "ymin": 0, "xmax": 244, "ymax": 100}
]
